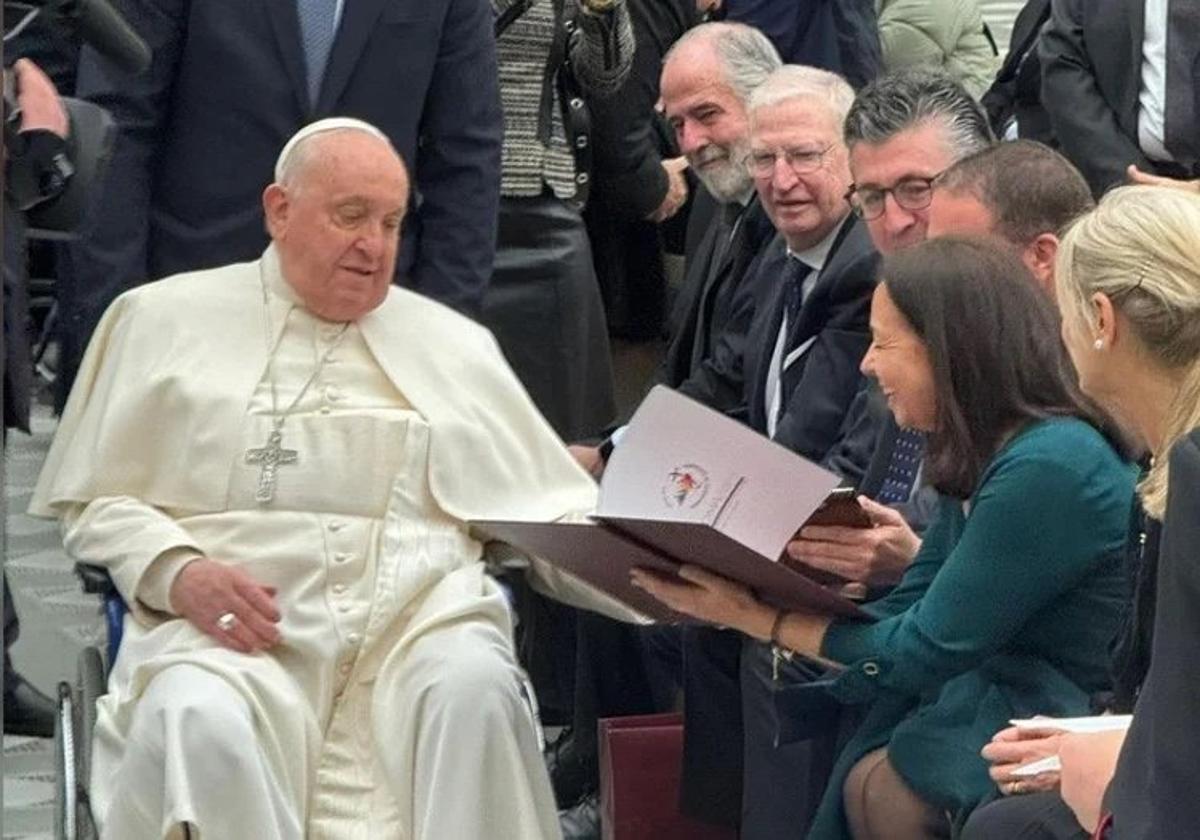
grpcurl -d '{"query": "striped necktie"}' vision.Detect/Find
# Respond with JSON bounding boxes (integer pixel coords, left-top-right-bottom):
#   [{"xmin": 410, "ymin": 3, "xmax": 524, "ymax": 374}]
[
  {"xmin": 875, "ymin": 428, "xmax": 924, "ymax": 505},
  {"xmin": 297, "ymin": 0, "xmax": 339, "ymax": 107}
]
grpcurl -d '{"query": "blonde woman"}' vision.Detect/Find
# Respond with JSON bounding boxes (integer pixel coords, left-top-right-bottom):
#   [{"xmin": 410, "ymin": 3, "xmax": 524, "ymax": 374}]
[{"xmin": 971, "ymin": 185, "xmax": 1200, "ymax": 840}]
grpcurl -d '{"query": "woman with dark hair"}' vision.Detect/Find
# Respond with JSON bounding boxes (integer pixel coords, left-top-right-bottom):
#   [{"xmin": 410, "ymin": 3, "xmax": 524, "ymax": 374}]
[{"xmin": 630, "ymin": 236, "xmax": 1135, "ymax": 840}]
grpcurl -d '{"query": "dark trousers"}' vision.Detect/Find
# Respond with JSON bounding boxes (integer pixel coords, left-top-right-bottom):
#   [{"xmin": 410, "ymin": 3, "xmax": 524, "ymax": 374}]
[
  {"xmin": 568, "ymin": 612, "xmax": 661, "ymax": 771},
  {"xmin": 961, "ymin": 792, "xmax": 1089, "ymax": 840},
  {"xmin": 679, "ymin": 626, "xmax": 745, "ymax": 827},
  {"xmin": 679, "ymin": 630, "xmax": 861, "ymax": 838},
  {"xmin": 4, "ymin": 571, "xmax": 20, "ymax": 682}
]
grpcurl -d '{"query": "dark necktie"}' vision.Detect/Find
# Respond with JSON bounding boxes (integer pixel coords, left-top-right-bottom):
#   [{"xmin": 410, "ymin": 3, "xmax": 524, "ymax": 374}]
[
  {"xmin": 709, "ymin": 201, "xmax": 745, "ymax": 273},
  {"xmin": 875, "ymin": 428, "xmax": 925, "ymax": 505},
  {"xmin": 782, "ymin": 256, "xmax": 811, "ymax": 343},
  {"xmin": 298, "ymin": 0, "xmax": 339, "ymax": 107},
  {"xmin": 1165, "ymin": 0, "xmax": 1200, "ymax": 166}
]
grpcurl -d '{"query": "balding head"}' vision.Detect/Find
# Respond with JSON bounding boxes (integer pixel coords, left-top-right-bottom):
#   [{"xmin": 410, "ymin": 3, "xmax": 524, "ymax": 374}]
[{"xmin": 263, "ymin": 120, "xmax": 409, "ymax": 322}]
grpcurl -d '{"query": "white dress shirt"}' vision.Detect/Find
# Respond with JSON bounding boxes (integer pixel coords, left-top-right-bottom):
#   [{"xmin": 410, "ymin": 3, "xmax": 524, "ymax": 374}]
[
  {"xmin": 764, "ymin": 221, "xmax": 843, "ymax": 439},
  {"xmin": 1138, "ymin": 0, "xmax": 1173, "ymax": 162}
]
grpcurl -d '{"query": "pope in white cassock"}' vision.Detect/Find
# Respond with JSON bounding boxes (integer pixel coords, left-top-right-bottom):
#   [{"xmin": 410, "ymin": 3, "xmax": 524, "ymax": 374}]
[{"xmin": 30, "ymin": 118, "xmax": 640, "ymax": 840}]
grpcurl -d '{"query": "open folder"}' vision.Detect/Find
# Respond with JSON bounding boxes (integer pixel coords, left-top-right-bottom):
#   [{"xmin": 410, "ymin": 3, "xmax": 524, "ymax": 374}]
[{"xmin": 471, "ymin": 387, "xmax": 871, "ymax": 623}]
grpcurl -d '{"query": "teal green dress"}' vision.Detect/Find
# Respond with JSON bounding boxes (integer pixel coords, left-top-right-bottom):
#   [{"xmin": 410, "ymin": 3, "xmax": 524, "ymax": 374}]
[{"xmin": 805, "ymin": 418, "xmax": 1135, "ymax": 839}]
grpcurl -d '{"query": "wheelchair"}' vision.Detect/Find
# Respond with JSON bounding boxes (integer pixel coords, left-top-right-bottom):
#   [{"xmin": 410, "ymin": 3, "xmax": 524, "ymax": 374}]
[
  {"xmin": 51, "ymin": 557, "xmax": 541, "ymax": 840},
  {"xmin": 55, "ymin": 563, "xmax": 124, "ymax": 840}
]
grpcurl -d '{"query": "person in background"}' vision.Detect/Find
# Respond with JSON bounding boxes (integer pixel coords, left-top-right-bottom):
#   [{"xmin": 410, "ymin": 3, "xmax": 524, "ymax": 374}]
[
  {"xmin": 720, "ymin": 0, "xmax": 882, "ymax": 89},
  {"xmin": 584, "ymin": 0, "xmax": 699, "ymax": 341},
  {"xmin": 486, "ymin": 0, "xmax": 634, "ymax": 441},
  {"xmin": 1039, "ymin": 0, "xmax": 1199, "ymax": 196},
  {"xmin": 56, "ymin": 0, "xmax": 503, "ymax": 412},
  {"xmin": 633, "ymin": 235, "xmax": 1134, "ymax": 840},
  {"xmin": 2, "ymin": 59, "xmax": 67, "ymax": 738},
  {"xmin": 874, "ymin": 0, "xmax": 1000, "ymax": 100}
]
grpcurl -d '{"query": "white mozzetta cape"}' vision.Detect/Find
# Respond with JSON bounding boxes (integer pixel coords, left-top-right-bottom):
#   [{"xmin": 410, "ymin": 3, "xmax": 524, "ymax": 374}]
[{"xmin": 31, "ymin": 247, "xmax": 599, "ymax": 525}]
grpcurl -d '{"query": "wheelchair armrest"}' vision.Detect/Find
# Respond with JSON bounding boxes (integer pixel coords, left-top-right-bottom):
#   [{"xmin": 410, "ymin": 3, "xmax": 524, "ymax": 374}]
[{"xmin": 74, "ymin": 563, "xmax": 116, "ymax": 596}]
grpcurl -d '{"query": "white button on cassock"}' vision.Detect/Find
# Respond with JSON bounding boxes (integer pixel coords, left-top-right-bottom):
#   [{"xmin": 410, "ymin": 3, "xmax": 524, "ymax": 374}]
[
  {"xmin": 347, "ymin": 633, "xmax": 362, "ymax": 646},
  {"xmin": 334, "ymin": 552, "xmax": 351, "ymax": 564},
  {"xmin": 332, "ymin": 584, "xmax": 347, "ymax": 595}
]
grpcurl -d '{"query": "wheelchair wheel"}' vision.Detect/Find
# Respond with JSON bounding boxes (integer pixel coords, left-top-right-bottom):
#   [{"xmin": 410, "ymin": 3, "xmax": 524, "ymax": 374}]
[
  {"xmin": 54, "ymin": 648, "xmax": 107, "ymax": 840},
  {"xmin": 54, "ymin": 682, "xmax": 78, "ymax": 840},
  {"xmin": 77, "ymin": 647, "xmax": 105, "ymax": 839}
]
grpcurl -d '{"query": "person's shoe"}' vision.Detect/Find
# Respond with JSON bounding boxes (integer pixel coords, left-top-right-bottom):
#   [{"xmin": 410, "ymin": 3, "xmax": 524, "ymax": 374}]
[
  {"xmin": 544, "ymin": 728, "xmax": 596, "ymax": 808},
  {"xmin": 4, "ymin": 673, "xmax": 57, "ymax": 738},
  {"xmin": 559, "ymin": 791, "xmax": 600, "ymax": 840}
]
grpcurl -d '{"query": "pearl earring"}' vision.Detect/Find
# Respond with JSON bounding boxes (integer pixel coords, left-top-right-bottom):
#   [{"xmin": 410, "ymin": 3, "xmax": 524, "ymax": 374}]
[{"xmin": 1093, "ymin": 338, "xmax": 1104, "ymax": 350}]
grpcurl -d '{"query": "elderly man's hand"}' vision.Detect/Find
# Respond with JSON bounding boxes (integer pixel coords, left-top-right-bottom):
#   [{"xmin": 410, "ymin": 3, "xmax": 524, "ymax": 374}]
[
  {"xmin": 647, "ymin": 157, "xmax": 689, "ymax": 223},
  {"xmin": 12, "ymin": 59, "xmax": 68, "ymax": 139},
  {"xmin": 170, "ymin": 559, "xmax": 282, "ymax": 653},
  {"xmin": 786, "ymin": 496, "xmax": 920, "ymax": 587},
  {"xmin": 1059, "ymin": 729, "xmax": 1126, "ymax": 834},
  {"xmin": 981, "ymin": 725, "xmax": 1063, "ymax": 795}
]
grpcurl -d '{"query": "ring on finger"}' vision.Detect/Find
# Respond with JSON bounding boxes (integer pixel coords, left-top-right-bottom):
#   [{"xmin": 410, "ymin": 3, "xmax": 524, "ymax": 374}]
[{"xmin": 216, "ymin": 612, "xmax": 238, "ymax": 633}]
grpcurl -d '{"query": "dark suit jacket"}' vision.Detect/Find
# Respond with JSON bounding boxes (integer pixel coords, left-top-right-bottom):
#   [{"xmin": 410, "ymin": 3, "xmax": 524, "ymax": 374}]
[
  {"xmin": 723, "ymin": 0, "xmax": 882, "ymax": 89},
  {"xmin": 587, "ymin": 0, "xmax": 696, "ymax": 220},
  {"xmin": 68, "ymin": 0, "xmax": 501, "ymax": 316},
  {"xmin": 680, "ymin": 217, "xmax": 878, "ymax": 481},
  {"xmin": 658, "ymin": 191, "xmax": 775, "ymax": 400},
  {"xmin": 1039, "ymin": 0, "xmax": 1153, "ymax": 195},
  {"xmin": 981, "ymin": 0, "xmax": 1053, "ymax": 143},
  {"xmin": 741, "ymin": 220, "xmax": 877, "ymax": 479},
  {"xmin": 1105, "ymin": 428, "xmax": 1200, "ymax": 840}
]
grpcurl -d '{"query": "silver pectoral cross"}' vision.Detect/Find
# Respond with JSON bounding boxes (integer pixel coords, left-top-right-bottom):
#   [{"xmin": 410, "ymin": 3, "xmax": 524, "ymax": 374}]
[{"xmin": 245, "ymin": 429, "xmax": 298, "ymax": 504}]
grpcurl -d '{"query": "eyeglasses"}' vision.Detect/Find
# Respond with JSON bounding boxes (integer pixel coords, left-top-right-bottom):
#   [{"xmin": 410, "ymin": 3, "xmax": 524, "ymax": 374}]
[
  {"xmin": 743, "ymin": 145, "xmax": 832, "ymax": 178},
  {"xmin": 845, "ymin": 175, "xmax": 940, "ymax": 220}
]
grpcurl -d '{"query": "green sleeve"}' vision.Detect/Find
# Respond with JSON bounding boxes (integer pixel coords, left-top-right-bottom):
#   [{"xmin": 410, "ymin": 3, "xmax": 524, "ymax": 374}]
[{"xmin": 821, "ymin": 434, "xmax": 1131, "ymax": 697}]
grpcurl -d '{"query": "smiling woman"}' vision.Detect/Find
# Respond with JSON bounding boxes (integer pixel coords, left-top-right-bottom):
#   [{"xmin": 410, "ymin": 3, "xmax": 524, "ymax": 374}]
[{"xmin": 632, "ymin": 236, "xmax": 1136, "ymax": 840}]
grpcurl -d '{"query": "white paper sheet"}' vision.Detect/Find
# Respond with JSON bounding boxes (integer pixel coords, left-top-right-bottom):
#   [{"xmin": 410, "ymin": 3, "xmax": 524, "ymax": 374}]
[{"xmin": 599, "ymin": 386, "xmax": 842, "ymax": 560}]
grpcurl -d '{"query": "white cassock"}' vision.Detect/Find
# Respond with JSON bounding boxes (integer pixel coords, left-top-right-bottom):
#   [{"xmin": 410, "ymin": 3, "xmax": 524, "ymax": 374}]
[{"xmin": 30, "ymin": 248, "xmax": 642, "ymax": 840}]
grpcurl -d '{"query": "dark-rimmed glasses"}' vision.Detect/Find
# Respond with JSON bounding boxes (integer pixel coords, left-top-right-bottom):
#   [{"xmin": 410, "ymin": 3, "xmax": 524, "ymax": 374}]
[{"xmin": 845, "ymin": 175, "xmax": 940, "ymax": 220}]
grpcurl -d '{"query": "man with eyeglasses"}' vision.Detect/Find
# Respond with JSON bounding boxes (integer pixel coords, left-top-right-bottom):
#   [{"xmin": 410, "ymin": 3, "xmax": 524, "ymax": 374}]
[
  {"xmin": 669, "ymin": 64, "xmax": 882, "ymax": 839},
  {"xmin": 735, "ymin": 68, "xmax": 995, "ymax": 839},
  {"xmin": 788, "ymin": 68, "xmax": 994, "ymax": 594}
]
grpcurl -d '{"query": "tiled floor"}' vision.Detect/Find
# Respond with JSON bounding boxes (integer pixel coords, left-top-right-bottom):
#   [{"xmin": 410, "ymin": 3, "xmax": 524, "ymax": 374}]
[{"xmin": 4, "ymin": 406, "xmax": 104, "ymax": 839}]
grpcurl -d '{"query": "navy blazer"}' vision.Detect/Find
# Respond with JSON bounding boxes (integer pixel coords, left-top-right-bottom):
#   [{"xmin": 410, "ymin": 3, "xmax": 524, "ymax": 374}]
[
  {"xmin": 659, "ymin": 191, "xmax": 775, "ymax": 402},
  {"xmin": 742, "ymin": 220, "xmax": 878, "ymax": 481},
  {"xmin": 69, "ymin": 0, "xmax": 502, "ymax": 316},
  {"xmin": 679, "ymin": 216, "xmax": 879, "ymax": 481}
]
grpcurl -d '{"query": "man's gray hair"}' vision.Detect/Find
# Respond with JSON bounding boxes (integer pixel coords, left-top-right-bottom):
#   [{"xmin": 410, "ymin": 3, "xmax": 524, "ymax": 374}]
[
  {"xmin": 665, "ymin": 22, "xmax": 782, "ymax": 104},
  {"xmin": 274, "ymin": 117, "xmax": 395, "ymax": 187},
  {"xmin": 843, "ymin": 68, "xmax": 994, "ymax": 158},
  {"xmin": 748, "ymin": 66, "xmax": 856, "ymax": 127}
]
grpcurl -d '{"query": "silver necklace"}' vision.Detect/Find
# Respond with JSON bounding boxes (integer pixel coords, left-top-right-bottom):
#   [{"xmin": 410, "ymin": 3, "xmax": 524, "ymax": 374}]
[{"xmin": 245, "ymin": 280, "xmax": 350, "ymax": 504}]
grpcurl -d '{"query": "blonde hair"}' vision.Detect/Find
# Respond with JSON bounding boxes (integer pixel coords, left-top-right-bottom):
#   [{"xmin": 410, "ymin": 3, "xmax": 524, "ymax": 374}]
[{"xmin": 1055, "ymin": 185, "xmax": 1200, "ymax": 517}]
